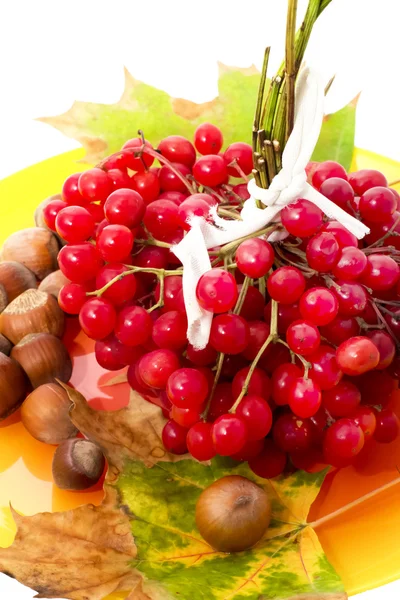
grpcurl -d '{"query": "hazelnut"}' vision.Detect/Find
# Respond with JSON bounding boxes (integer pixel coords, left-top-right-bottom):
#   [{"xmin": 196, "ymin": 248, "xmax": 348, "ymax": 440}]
[
  {"xmin": 38, "ymin": 270, "xmax": 70, "ymax": 298},
  {"xmin": 0, "ymin": 353, "xmax": 28, "ymax": 419},
  {"xmin": 0, "ymin": 261, "xmax": 37, "ymax": 302},
  {"xmin": 0, "ymin": 284, "xmax": 8, "ymax": 313},
  {"xmin": 0, "ymin": 289, "xmax": 64, "ymax": 344},
  {"xmin": 0, "ymin": 334, "xmax": 12, "ymax": 356},
  {"xmin": 11, "ymin": 332, "xmax": 72, "ymax": 388},
  {"xmin": 1, "ymin": 228, "xmax": 59, "ymax": 279},
  {"xmin": 196, "ymin": 475, "xmax": 271, "ymax": 552},
  {"xmin": 52, "ymin": 438, "xmax": 106, "ymax": 490},
  {"xmin": 21, "ymin": 383, "xmax": 78, "ymax": 444}
]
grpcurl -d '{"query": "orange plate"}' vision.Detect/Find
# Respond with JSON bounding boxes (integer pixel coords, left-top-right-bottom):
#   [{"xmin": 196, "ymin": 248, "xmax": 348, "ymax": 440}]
[{"xmin": 0, "ymin": 148, "xmax": 400, "ymax": 598}]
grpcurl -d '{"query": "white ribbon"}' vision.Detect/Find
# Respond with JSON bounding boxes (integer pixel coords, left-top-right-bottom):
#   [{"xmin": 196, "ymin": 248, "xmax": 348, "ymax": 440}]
[{"xmin": 173, "ymin": 67, "xmax": 370, "ymax": 350}]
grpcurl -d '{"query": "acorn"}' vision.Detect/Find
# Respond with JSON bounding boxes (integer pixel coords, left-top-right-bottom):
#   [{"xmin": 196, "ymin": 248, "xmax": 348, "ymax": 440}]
[
  {"xmin": 0, "ymin": 289, "xmax": 64, "ymax": 344},
  {"xmin": 0, "ymin": 353, "xmax": 28, "ymax": 419},
  {"xmin": 11, "ymin": 333, "xmax": 72, "ymax": 389},
  {"xmin": 0, "ymin": 334, "xmax": 12, "ymax": 356},
  {"xmin": 21, "ymin": 383, "xmax": 78, "ymax": 444},
  {"xmin": 52, "ymin": 438, "xmax": 106, "ymax": 490},
  {"xmin": 38, "ymin": 270, "xmax": 70, "ymax": 298},
  {"xmin": 195, "ymin": 475, "xmax": 271, "ymax": 552},
  {"xmin": 0, "ymin": 261, "xmax": 37, "ymax": 302},
  {"xmin": 1, "ymin": 228, "xmax": 59, "ymax": 280}
]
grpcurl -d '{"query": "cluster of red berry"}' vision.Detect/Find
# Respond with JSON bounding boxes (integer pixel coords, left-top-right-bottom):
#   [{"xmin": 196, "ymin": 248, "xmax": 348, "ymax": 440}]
[{"xmin": 42, "ymin": 122, "xmax": 400, "ymax": 478}]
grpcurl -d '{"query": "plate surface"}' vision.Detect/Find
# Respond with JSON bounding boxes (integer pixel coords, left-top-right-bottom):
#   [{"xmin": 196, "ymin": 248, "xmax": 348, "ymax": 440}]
[{"xmin": 0, "ymin": 148, "xmax": 400, "ymax": 598}]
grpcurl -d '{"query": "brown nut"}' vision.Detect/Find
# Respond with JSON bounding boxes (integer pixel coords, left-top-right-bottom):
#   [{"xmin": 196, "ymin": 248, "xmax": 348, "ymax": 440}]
[
  {"xmin": 52, "ymin": 438, "xmax": 106, "ymax": 490},
  {"xmin": 34, "ymin": 194, "xmax": 62, "ymax": 229},
  {"xmin": 21, "ymin": 383, "xmax": 78, "ymax": 444},
  {"xmin": 0, "ymin": 284, "xmax": 8, "ymax": 313},
  {"xmin": 1, "ymin": 228, "xmax": 59, "ymax": 279},
  {"xmin": 11, "ymin": 332, "xmax": 72, "ymax": 389},
  {"xmin": 0, "ymin": 261, "xmax": 37, "ymax": 302},
  {"xmin": 0, "ymin": 334, "xmax": 12, "ymax": 356},
  {"xmin": 38, "ymin": 270, "xmax": 70, "ymax": 298},
  {"xmin": 195, "ymin": 475, "xmax": 271, "ymax": 552},
  {"xmin": 0, "ymin": 353, "xmax": 28, "ymax": 419},
  {"xmin": 0, "ymin": 289, "xmax": 64, "ymax": 344}
]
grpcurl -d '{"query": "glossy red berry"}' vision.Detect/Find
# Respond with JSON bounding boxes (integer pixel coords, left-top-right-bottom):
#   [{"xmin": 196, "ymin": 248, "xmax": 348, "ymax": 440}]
[
  {"xmin": 322, "ymin": 381, "xmax": 361, "ymax": 417},
  {"xmin": 162, "ymin": 420, "xmax": 188, "ymax": 455},
  {"xmin": 194, "ymin": 123, "xmax": 223, "ymax": 155},
  {"xmin": 311, "ymin": 161, "xmax": 347, "ymax": 190},
  {"xmin": 210, "ymin": 314, "xmax": 249, "ymax": 354},
  {"xmin": 196, "ymin": 268, "xmax": 238, "ymax": 313},
  {"xmin": 94, "ymin": 334, "xmax": 139, "ymax": 371},
  {"xmin": 212, "ymin": 414, "xmax": 248, "ymax": 456},
  {"xmin": 152, "ymin": 311, "xmax": 187, "ymax": 350},
  {"xmin": 121, "ymin": 138, "xmax": 155, "ymax": 171},
  {"xmin": 286, "ymin": 320, "xmax": 320, "ymax": 356},
  {"xmin": 235, "ymin": 395, "xmax": 273, "ymax": 440},
  {"xmin": 306, "ymin": 232, "xmax": 340, "ymax": 272},
  {"xmin": 348, "ymin": 169, "xmax": 388, "ymax": 196},
  {"xmin": 362, "ymin": 254, "xmax": 400, "ymax": 291},
  {"xmin": 58, "ymin": 283, "xmax": 90, "ymax": 315},
  {"xmin": 231, "ymin": 367, "xmax": 271, "ymax": 402},
  {"xmin": 267, "ymin": 266, "xmax": 306, "ymax": 304},
  {"xmin": 132, "ymin": 171, "xmax": 160, "ymax": 204},
  {"xmin": 104, "ymin": 188, "xmax": 145, "ymax": 228},
  {"xmin": 319, "ymin": 177, "xmax": 354, "ymax": 212},
  {"xmin": 273, "ymin": 413, "xmax": 313, "ymax": 452},
  {"xmin": 79, "ymin": 298, "xmax": 116, "ymax": 340},
  {"xmin": 166, "ymin": 368, "xmax": 209, "ymax": 408},
  {"xmin": 223, "ymin": 142, "xmax": 253, "ymax": 176},
  {"xmin": 350, "ymin": 406, "xmax": 377, "ymax": 439},
  {"xmin": 78, "ymin": 168, "xmax": 112, "ymax": 202},
  {"xmin": 187, "ymin": 422, "xmax": 216, "ymax": 461},
  {"xmin": 43, "ymin": 199, "xmax": 68, "ymax": 231},
  {"xmin": 138, "ymin": 349, "xmax": 180, "ymax": 389},
  {"xmin": 320, "ymin": 221, "xmax": 357, "ymax": 248},
  {"xmin": 271, "ymin": 363, "xmax": 303, "ymax": 406},
  {"xmin": 193, "ymin": 155, "xmax": 228, "ymax": 187},
  {"xmin": 95, "ymin": 263, "xmax": 136, "ymax": 306},
  {"xmin": 288, "ymin": 378, "xmax": 322, "ymax": 418},
  {"xmin": 359, "ymin": 186, "xmax": 396, "ymax": 222},
  {"xmin": 336, "ymin": 336, "xmax": 380, "ymax": 376},
  {"xmin": 58, "ymin": 242, "xmax": 103, "ymax": 283},
  {"xmin": 366, "ymin": 330, "xmax": 395, "ymax": 369},
  {"xmin": 235, "ymin": 238, "xmax": 274, "ymax": 278},
  {"xmin": 319, "ymin": 315, "xmax": 360, "ymax": 346},
  {"xmin": 158, "ymin": 135, "xmax": 196, "ymax": 168},
  {"xmin": 323, "ymin": 418, "xmax": 364, "ymax": 465},
  {"xmin": 308, "ymin": 345, "xmax": 342, "ymax": 391},
  {"xmin": 159, "ymin": 163, "xmax": 191, "ymax": 193},
  {"xmin": 115, "ymin": 305, "xmax": 153, "ymax": 346},
  {"xmin": 62, "ymin": 173, "xmax": 86, "ymax": 205},
  {"xmin": 299, "ymin": 287, "xmax": 339, "ymax": 326},
  {"xmin": 281, "ymin": 199, "xmax": 323, "ymax": 238},
  {"xmin": 374, "ymin": 409, "xmax": 400, "ymax": 443},
  {"xmin": 333, "ymin": 281, "xmax": 368, "ymax": 317},
  {"xmin": 248, "ymin": 439, "xmax": 287, "ymax": 479},
  {"xmin": 332, "ymin": 247, "xmax": 368, "ymax": 281},
  {"xmin": 97, "ymin": 224, "xmax": 134, "ymax": 262}
]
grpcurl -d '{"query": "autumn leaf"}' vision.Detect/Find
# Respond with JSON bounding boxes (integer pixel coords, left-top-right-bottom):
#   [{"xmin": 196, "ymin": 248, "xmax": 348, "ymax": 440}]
[
  {"xmin": 312, "ymin": 95, "xmax": 359, "ymax": 170},
  {"xmin": 0, "ymin": 387, "xmax": 346, "ymax": 600},
  {"xmin": 38, "ymin": 64, "xmax": 262, "ymax": 165}
]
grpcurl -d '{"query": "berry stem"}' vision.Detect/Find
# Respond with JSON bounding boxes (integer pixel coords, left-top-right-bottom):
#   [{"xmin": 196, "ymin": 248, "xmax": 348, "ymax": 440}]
[
  {"xmin": 233, "ymin": 276, "xmax": 250, "ymax": 315},
  {"xmin": 87, "ymin": 266, "xmax": 181, "ymax": 298},
  {"xmin": 135, "ymin": 238, "xmax": 172, "ymax": 249},
  {"xmin": 148, "ymin": 271, "xmax": 165, "ymax": 312},
  {"xmin": 285, "ymin": 0, "xmax": 298, "ymax": 141},
  {"xmin": 277, "ymin": 339, "xmax": 311, "ymax": 376},
  {"xmin": 365, "ymin": 215, "xmax": 400, "ymax": 249},
  {"xmin": 202, "ymin": 353, "xmax": 225, "ymax": 419},
  {"xmin": 258, "ymin": 276, "xmax": 266, "ymax": 299},
  {"xmin": 217, "ymin": 208, "xmax": 243, "ymax": 221},
  {"xmin": 227, "ymin": 159, "xmax": 249, "ymax": 183},
  {"xmin": 230, "ymin": 300, "xmax": 279, "ymax": 412},
  {"xmin": 309, "ymin": 476, "xmax": 400, "ymax": 530},
  {"xmin": 218, "ymin": 224, "xmax": 278, "ymax": 258}
]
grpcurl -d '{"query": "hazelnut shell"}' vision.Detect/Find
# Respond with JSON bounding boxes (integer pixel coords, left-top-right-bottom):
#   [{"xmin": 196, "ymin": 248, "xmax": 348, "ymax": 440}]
[
  {"xmin": 38, "ymin": 270, "xmax": 70, "ymax": 298},
  {"xmin": 1, "ymin": 227, "xmax": 59, "ymax": 279},
  {"xmin": 0, "ymin": 353, "xmax": 28, "ymax": 419},
  {"xmin": 21, "ymin": 383, "xmax": 78, "ymax": 444},
  {"xmin": 0, "ymin": 289, "xmax": 64, "ymax": 344},
  {"xmin": 0, "ymin": 334, "xmax": 12, "ymax": 356},
  {"xmin": 52, "ymin": 438, "xmax": 106, "ymax": 490},
  {"xmin": 195, "ymin": 475, "xmax": 271, "ymax": 552},
  {"xmin": 11, "ymin": 332, "xmax": 72, "ymax": 388},
  {"xmin": 0, "ymin": 261, "xmax": 37, "ymax": 302}
]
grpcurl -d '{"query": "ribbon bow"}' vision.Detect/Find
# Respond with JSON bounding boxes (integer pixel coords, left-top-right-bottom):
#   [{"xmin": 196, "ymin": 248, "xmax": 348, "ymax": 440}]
[{"xmin": 173, "ymin": 68, "xmax": 370, "ymax": 350}]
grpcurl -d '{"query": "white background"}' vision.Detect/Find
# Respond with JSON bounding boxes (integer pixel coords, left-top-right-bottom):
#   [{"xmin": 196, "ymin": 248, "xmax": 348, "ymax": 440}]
[{"xmin": 1, "ymin": 0, "xmax": 400, "ymax": 598}]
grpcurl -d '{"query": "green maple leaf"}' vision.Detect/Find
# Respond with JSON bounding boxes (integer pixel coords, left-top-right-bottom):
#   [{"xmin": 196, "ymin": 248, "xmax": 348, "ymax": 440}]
[
  {"xmin": 38, "ymin": 64, "xmax": 262, "ymax": 165},
  {"xmin": 38, "ymin": 65, "xmax": 356, "ymax": 172},
  {"xmin": 312, "ymin": 95, "xmax": 360, "ymax": 170},
  {"xmin": 0, "ymin": 387, "xmax": 346, "ymax": 600}
]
